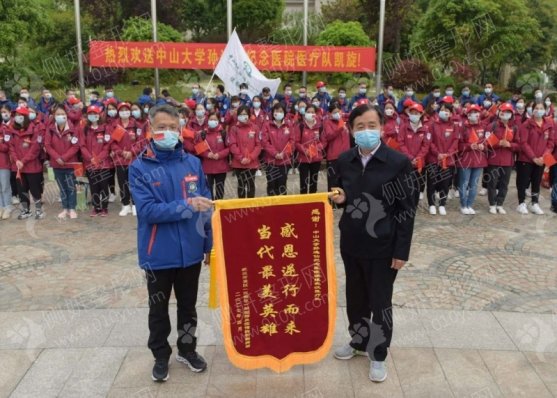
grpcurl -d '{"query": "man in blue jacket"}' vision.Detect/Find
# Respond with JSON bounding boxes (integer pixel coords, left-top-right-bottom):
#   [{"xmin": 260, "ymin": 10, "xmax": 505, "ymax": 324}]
[{"xmin": 129, "ymin": 104, "xmax": 213, "ymax": 382}]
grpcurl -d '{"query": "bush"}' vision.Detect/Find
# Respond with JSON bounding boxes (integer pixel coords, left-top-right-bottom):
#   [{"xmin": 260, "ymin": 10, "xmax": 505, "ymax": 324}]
[
  {"xmin": 316, "ymin": 21, "xmax": 374, "ymax": 47},
  {"xmin": 387, "ymin": 58, "xmax": 433, "ymax": 91},
  {"xmin": 121, "ymin": 17, "xmax": 183, "ymax": 42}
]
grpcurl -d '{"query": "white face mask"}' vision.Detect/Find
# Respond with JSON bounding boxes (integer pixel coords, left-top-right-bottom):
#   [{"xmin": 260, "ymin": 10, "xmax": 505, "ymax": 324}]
[
  {"xmin": 406, "ymin": 90, "xmax": 414, "ymax": 97},
  {"xmin": 14, "ymin": 115, "xmax": 25, "ymax": 124},
  {"xmin": 119, "ymin": 110, "xmax": 130, "ymax": 119}
]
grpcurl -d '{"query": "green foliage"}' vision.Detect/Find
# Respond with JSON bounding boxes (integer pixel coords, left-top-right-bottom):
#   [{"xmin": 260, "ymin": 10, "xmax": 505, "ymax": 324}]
[
  {"xmin": 316, "ymin": 21, "xmax": 374, "ymax": 47},
  {"xmin": 180, "ymin": 0, "xmax": 284, "ymax": 43},
  {"xmin": 234, "ymin": 0, "xmax": 284, "ymax": 42},
  {"xmin": 179, "ymin": 0, "xmax": 227, "ymax": 42},
  {"xmin": 121, "ymin": 17, "xmax": 183, "ymax": 42},
  {"xmin": 269, "ymin": 12, "xmax": 323, "ymax": 45},
  {"xmin": 0, "ymin": 0, "xmax": 52, "ymax": 89},
  {"xmin": 321, "ymin": 0, "xmax": 368, "ymax": 26},
  {"xmin": 410, "ymin": 0, "xmax": 540, "ymax": 83}
]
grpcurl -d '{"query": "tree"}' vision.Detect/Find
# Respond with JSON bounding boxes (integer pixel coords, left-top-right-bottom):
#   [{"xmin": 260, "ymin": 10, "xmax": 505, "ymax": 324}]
[
  {"xmin": 316, "ymin": 21, "xmax": 374, "ymax": 47},
  {"xmin": 121, "ymin": 17, "xmax": 183, "ymax": 42},
  {"xmin": 180, "ymin": 0, "xmax": 284, "ymax": 43},
  {"xmin": 0, "ymin": 0, "xmax": 53, "ymax": 89},
  {"xmin": 359, "ymin": 0, "xmax": 419, "ymax": 54},
  {"xmin": 321, "ymin": 0, "xmax": 368, "ymax": 26},
  {"xmin": 270, "ymin": 11, "xmax": 324, "ymax": 45},
  {"xmin": 523, "ymin": 0, "xmax": 557, "ymax": 69},
  {"xmin": 233, "ymin": 0, "xmax": 284, "ymax": 42},
  {"xmin": 410, "ymin": 0, "xmax": 540, "ymax": 84},
  {"xmin": 179, "ymin": 0, "xmax": 227, "ymax": 42}
]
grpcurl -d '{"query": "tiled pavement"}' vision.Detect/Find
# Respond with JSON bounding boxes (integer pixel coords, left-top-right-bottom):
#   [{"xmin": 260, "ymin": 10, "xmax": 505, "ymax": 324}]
[{"xmin": 1, "ymin": 171, "xmax": 556, "ymax": 397}]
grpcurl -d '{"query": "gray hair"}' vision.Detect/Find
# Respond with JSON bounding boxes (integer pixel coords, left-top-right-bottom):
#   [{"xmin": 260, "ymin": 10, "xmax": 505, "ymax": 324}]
[{"xmin": 148, "ymin": 104, "xmax": 180, "ymax": 125}]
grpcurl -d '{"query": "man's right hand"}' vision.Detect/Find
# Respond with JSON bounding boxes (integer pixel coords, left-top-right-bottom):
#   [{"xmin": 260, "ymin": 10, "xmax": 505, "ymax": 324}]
[
  {"xmin": 329, "ymin": 187, "xmax": 346, "ymax": 205},
  {"xmin": 188, "ymin": 196, "xmax": 213, "ymax": 212}
]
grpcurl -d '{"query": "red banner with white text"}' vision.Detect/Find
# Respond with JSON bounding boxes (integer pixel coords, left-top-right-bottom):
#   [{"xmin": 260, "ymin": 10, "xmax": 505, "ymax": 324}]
[{"xmin": 89, "ymin": 41, "xmax": 376, "ymax": 72}]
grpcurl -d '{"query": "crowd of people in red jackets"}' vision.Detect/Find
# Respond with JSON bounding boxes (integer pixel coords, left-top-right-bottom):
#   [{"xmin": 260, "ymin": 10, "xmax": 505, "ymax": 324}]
[{"xmin": 0, "ymin": 80, "xmax": 556, "ymax": 221}]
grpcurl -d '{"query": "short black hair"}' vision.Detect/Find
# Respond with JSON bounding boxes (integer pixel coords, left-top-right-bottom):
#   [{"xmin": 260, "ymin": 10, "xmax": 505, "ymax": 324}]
[
  {"xmin": 91, "ymin": 90, "xmax": 100, "ymax": 96},
  {"xmin": 348, "ymin": 104, "xmax": 384, "ymax": 129},
  {"xmin": 143, "ymin": 87, "xmax": 152, "ymax": 95},
  {"xmin": 217, "ymin": 84, "xmax": 225, "ymax": 93},
  {"xmin": 237, "ymin": 105, "xmax": 250, "ymax": 116},
  {"xmin": 239, "ymin": 83, "xmax": 248, "ymax": 89},
  {"xmin": 329, "ymin": 101, "xmax": 341, "ymax": 113},
  {"xmin": 284, "ymin": 83, "xmax": 292, "ymax": 89},
  {"xmin": 149, "ymin": 104, "xmax": 179, "ymax": 123},
  {"xmin": 272, "ymin": 102, "xmax": 286, "ymax": 115}
]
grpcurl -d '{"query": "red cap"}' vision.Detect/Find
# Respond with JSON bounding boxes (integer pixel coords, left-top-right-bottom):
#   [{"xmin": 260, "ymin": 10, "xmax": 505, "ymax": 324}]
[
  {"xmin": 440, "ymin": 96, "xmax": 455, "ymax": 104},
  {"xmin": 104, "ymin": 98, "xmax": 117, "ymax": 107},
  {"xmin": 408, "ymin": 103, "xmax": 424, "ymax": 113},
  {"xmin": 467, "ymin": 104, "xmax": 481, "ymax": 113},
  {"xmin": 184, "ymin": 99, "xmax": 196, "ymax": 109},
  {"xmin": 403, "ymin": 98, "xmax": 415, "ymax": 108},
  {"xmin": 117, "ymin": 102, "xmax": 131, "ymax": 110},
  {"xmin": 87, "ymin": 105, "xmax": 102, "ymax": 114},
  {"xmin": 68, "ymin": 97, "xmax": 80, "ymax": 105},
  {"xmin": 316, "ymin": 81, "xmax": 326, "ymax": 88},
  {"xmin": 499, "ymin": 103, "xmax": 513, "ymax": 112},
  {"xmin": 15, "ymin": 106, "xmax": 29, "ymax": 116}
]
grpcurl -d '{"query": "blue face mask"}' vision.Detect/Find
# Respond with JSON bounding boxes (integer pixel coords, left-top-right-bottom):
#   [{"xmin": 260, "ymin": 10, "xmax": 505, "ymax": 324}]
[
  {"xmin": 208, "ymin": 120, "xmax": 219, "ymax": 129},
  {"xmin": 153, "ymin": 130, "xmax": 179, "ymax": 150},
  {"xmin": 354, "ymin": 129, "xmax": 381, "ymax": 150}
]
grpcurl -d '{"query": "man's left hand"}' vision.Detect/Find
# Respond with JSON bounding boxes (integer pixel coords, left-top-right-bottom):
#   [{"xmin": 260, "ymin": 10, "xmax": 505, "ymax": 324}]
[
  {"xmin": 204, "ymin": 252, "xmax": 211, "ymax": 266},
  {"xmin": 391, "ymin": 258, "xmax": 406, "ymax": 270}
]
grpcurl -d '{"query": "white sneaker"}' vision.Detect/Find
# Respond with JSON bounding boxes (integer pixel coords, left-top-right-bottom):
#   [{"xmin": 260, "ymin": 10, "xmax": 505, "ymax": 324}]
[
  {"xmin": 12, "ymin": 196, "xmax": 20, "ymax": 205},
  {"xmin": 132, "ymin": 205, "xmax": 137, "ymax": 216},
  {"xmin": 333, "ymin": 344, "xmax": 367, "ymax": 360},
  {"xmin": 516, "ymin": 203, "xmax": 529, "ymax": 215},
  {"xmin": 58, "ymin": 209, "xmax": 68, "ymax": 219},
  {"xmin": 496, "ymin": 206, "xmax": 506, "ymax": 215},
  {"xmin": 255, "ymin": 170, "xmax": 263, "ymax": 177},
  {"xmin": 460, "ymin": 207, "xmax": 470, "ymax": 215},
  {"xmin": 447, "ymin": 189, "xmax": 454, "ymax": 200},
  {"xmin": 119, "ymin": 205, "xmax": 132, "ymax": 216},
  {"xmin": 1, "ymin": 208, "xmax": 11, "ymax": 220},
  {"xmin": 438, "ymin": 206, "xmax": 447, "ymax": 216},
  {"xmin": 69, "ymin": 210, "xmax": 78, "ymax": 219},
  {"xmin": 369, "ymin": 361, "xmax": 388, "ymax": 383},
  {"xmin": 419, "ymin": 192, "xmax": 424, "ymax": 201},
  {"xmin": 454, "ymin": 189, "xmax": 460, "ymax": 198},
  {"xmin": 478, "ymin": 188, "xmax": 487, "ymax": 196},
  {"xmin": 489, "ymin": 206, "xmax": 497, "ymax": 214},
  {"xmin": 109, "ymin": 193, "xmax": 116, "ymax": 203},
  {"xmin": 429, "ymin": 205, "xmax": 437, "ymax": 215},
  {"xmin": 466, "ymin": 207, "xmax": 476, "ymax": 215},
  {"xmin": 529, "ymin": 203, "xmax": 544, "ymax": 215}
]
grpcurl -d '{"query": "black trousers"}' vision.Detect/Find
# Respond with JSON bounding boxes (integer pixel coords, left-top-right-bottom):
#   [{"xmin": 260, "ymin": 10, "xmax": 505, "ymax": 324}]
[
  {"xmin": 235, "ymin": 168, "xmax": 256, "ymax": 198},
  {"xmin": 516, "ymin": 161, "xmax": 544, "ymax": 204},
  {"xmin": 116, "ymin": 166, "xmax": 132, "ymax": 206},
  {"xmin": 299, "ymin": 162, "xmax": 321, "ymax": 194},
  {"xmin": 426, "ymin": 164, "xmax": 453, "ymax": 206},
  {"xmin": 10, "ymin": 171, "xmax": 17, "ymax": 198},
  {"xmin": 147, "ymin": 263, "xmax": 202, "ymax": 360},
  {"xmin": 17, "ymin": 172, "xmax": 43, "ymax": 208},
  {"xmin": 485, "ymin": 165, "xmax": 512, "ymax": 206},
  {"xmin": 88, "ymin": 169, "xmax": 111, "ymax": 211},
  {"xmin": 326, "ymin": 160, "xmax": 340, "ymax": 192},
  {"xmin": 207, "ymin": 173, "xmax": 227, "ymax": 200},
  {"xmin": 341, "ymin": 252, "xmax": 398, "ymax": 361},
  {"xmin": 109, "ymin": 168, "xmax": 116, "ymax": 195},
  {"xmin": 265, "ymin": 164, "xmax": 289, "ymax": 196}
]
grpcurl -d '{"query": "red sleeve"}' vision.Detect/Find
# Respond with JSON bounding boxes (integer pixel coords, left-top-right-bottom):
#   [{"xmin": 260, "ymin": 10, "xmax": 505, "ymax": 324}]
[
  {"xmin": 79, "ymin": 128, "xmax": 92, "ymax": 162},
  {"xmin": 228, "ymin": 126, "xmax": 242, "ymax": 160},
  {"xmin": 261, "ymin": 124, "xmax": 278, "ymax": 158}
]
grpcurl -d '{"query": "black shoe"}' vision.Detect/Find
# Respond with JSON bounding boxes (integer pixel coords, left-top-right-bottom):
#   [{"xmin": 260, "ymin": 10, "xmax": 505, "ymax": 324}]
[
  {"xmin": 176, "ymin": 351, "xmax": 207, "ymax": 373},
  {"xmin": 551, "ymin": 206, "xmax": 557, "ymax": 214},
  {"xmin": 17, "ymin": 210, "xmax": 32, "ymax": 220},
  {"xmin": 151, "ymin": 358, "xmax": 169, "ymax": 382}
]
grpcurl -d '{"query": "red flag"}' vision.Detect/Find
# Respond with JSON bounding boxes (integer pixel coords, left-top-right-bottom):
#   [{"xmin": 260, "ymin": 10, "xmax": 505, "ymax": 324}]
[
  {"xmin": 111, "ymin": 125, "xmax": 126, "ymax": 142},
  {"xmin": 543, "ymin": 153, "xmax": 557, "ymax": 167},
  {"xmin": 468, "ymin": 129, "xmax": 479, "ymax": 144},
  {"xmin": 486, "ymin": 132, "xmax": 499, "ymax": 147},
  {"xmin": 194, "ymin": 140, "xmax": 210, "ymax": 155}
]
